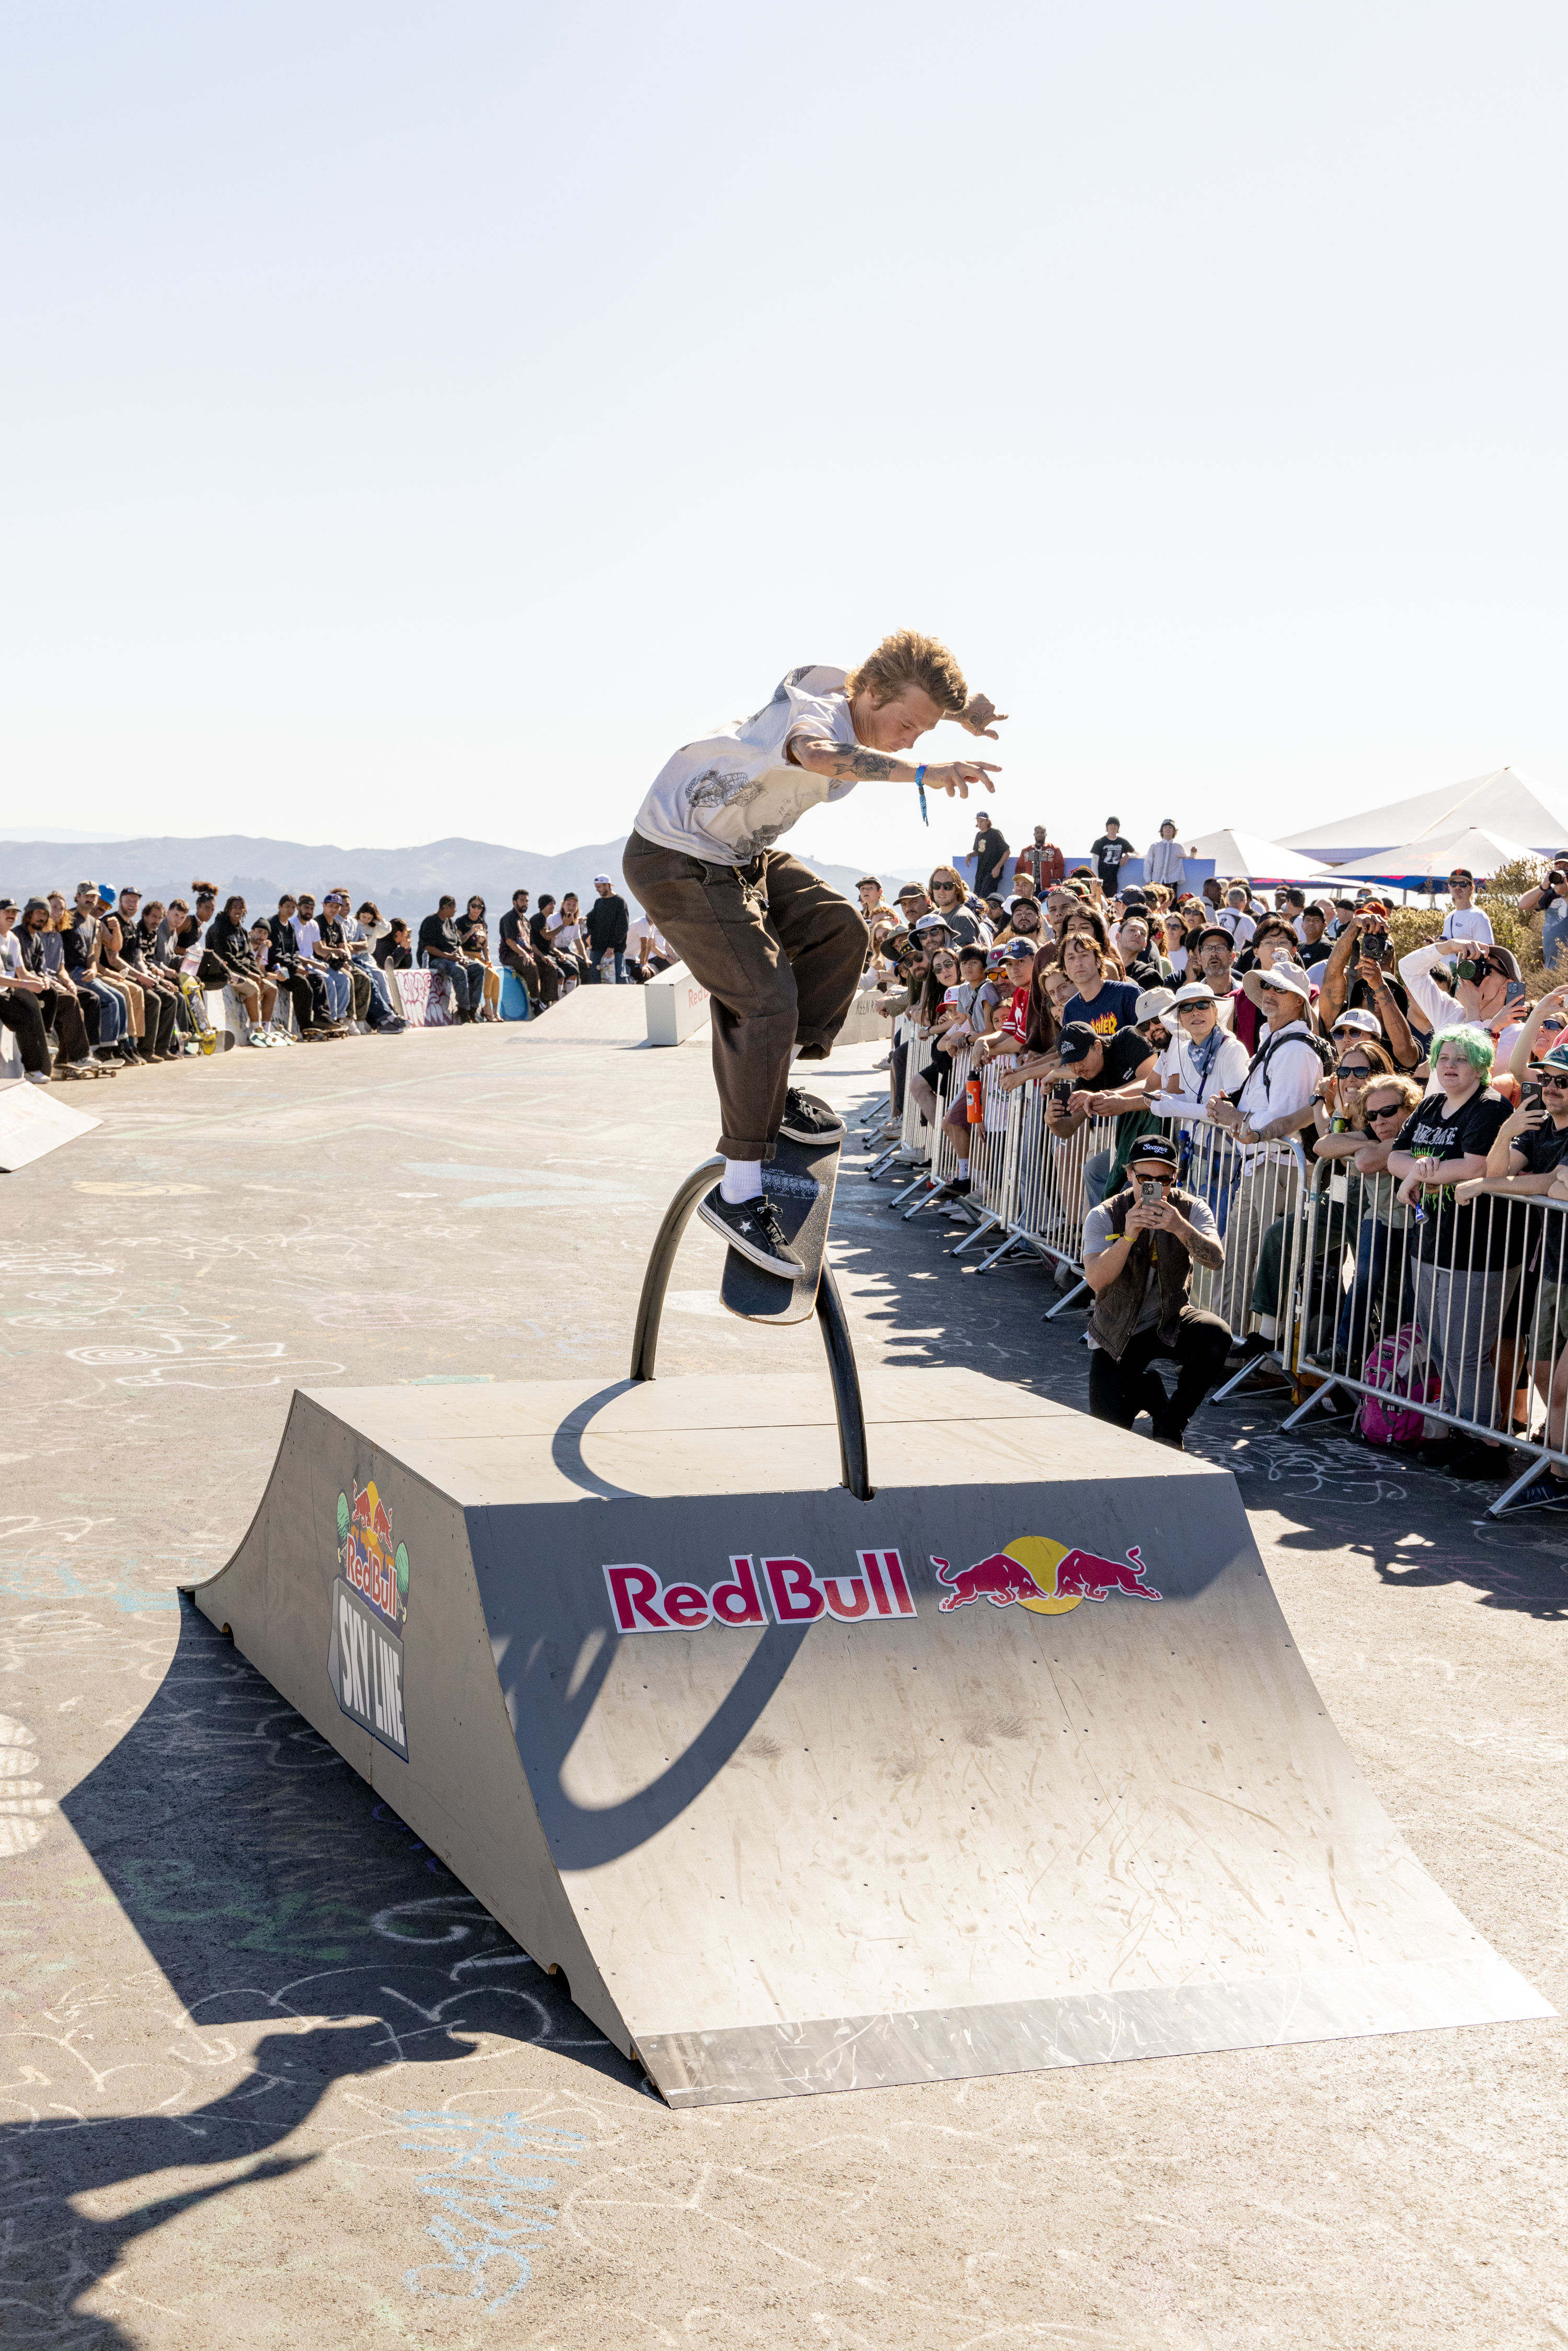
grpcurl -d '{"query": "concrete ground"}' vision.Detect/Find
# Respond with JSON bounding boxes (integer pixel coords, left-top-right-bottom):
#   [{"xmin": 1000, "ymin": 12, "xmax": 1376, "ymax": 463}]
[{"xmin": 1, "ymin": 994, "xmax": 1563, "ymax": 2350}]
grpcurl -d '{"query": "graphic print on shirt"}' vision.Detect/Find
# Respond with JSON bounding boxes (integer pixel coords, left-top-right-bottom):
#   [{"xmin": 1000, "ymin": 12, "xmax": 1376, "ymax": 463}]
[{"xmin": 327, "ymin": 1478, "xmax": 410, "ymax": 1760}]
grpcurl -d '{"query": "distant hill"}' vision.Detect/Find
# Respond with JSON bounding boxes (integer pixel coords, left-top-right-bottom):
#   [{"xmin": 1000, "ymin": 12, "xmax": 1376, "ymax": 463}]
[{"xmin": 0, "ymin": 833, "xmax": 924, "ymax": 919}]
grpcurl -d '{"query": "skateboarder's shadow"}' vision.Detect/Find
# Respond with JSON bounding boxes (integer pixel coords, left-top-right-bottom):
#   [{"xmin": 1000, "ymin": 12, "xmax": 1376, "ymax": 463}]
[
  {"xmin": 23, "ymin": 1604, "xmax": 633, "ymax": 2340},
  {"xmin": 0, "ymin": 2020, "xmax": 441, "ymax": 2346}
]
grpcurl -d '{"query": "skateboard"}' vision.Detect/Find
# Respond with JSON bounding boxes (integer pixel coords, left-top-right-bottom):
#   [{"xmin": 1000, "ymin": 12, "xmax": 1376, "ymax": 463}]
[{"xmin": 719, "ymin": 1126, "xmax": 841, "ymax": 1326}]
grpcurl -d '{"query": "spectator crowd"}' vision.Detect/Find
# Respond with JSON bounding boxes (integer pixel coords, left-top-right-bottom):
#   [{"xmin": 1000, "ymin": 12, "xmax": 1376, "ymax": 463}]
[
  {"xmin": 0, "ymin": 871, "xmax": 673, "ymax": 1083},
  {"xmin": 859, "ymin": 836, "xmax": 1568, "ymax": 1507}
]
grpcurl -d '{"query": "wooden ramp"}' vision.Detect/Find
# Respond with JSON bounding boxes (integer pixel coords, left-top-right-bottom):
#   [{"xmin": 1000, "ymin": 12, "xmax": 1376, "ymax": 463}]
[{"xmin": 191, "ymin": 1369, "xmax": 1551, "ymax": 2106}]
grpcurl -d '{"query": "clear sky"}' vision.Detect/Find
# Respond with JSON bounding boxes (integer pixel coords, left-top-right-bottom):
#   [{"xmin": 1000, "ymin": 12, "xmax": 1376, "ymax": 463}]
[{"xmin": 4, "ymin": 2, "xmax": 1566, "ymax": 875}]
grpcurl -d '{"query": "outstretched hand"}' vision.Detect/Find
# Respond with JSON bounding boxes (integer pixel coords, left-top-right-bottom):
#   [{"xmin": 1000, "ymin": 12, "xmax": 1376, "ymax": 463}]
[
  {"xmin": 956, "ymin": 695, "xmax": 1008, "ymax": 740},
  {"xmin": 934, "ymin": 758, "xmax": 1000, "ymax": 799}
]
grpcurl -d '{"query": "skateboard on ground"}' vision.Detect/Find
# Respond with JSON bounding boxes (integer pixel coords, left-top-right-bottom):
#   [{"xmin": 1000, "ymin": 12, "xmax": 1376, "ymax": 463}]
[{"xmin": 720, "ymin": 1127, "xmax": 841, "ymax": 1326}]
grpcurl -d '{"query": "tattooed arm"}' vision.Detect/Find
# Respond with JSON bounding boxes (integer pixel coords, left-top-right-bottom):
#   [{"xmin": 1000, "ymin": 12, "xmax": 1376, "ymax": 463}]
[{"xmin": 788, "ymin": 737, "xmax": 1000, "ymax": 797}]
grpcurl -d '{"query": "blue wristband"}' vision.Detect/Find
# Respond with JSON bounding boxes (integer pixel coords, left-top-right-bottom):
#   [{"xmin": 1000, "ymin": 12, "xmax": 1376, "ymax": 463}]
[{"xmin": 914, "ymin": 764, "xmax": 929, "ymax": 826}]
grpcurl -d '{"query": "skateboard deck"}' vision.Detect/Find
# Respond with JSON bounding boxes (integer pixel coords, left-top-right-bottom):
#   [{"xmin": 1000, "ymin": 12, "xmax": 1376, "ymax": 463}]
[{"xmin": 719, "ymin": 1127, "xmax": 841, "ymax": 1326}]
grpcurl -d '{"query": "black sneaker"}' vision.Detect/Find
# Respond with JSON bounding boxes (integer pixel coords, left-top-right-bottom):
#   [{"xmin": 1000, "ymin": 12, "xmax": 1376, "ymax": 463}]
[
  {"xmin": 697, "ymin": 1185, "xmax": 802, "ymax": 1278},
  {"xmin": 929, "ymin": 1176, "xmax": 972, "ymax": 1204},
  {"xmin": 778, "ymin": 1086, "xmax": 845, "ymax": 1147}
]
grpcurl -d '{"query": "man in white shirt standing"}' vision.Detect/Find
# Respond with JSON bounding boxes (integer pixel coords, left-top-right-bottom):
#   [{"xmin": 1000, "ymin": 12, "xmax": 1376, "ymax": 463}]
[
  {"xmin": 1439, "ymin": 868, "xmax": 1495, "ymax": 946},
  {"xmin": 1143, "ymin": 820, "xmax": 1186, "ymax": 890},
  {"xmin": 1206, "ymin": 960, "xmax": 1325, "ymax": 1346},
  {"xmin": 623, "ymin": 631, "xmax": 1005, "ymax": 1280}
]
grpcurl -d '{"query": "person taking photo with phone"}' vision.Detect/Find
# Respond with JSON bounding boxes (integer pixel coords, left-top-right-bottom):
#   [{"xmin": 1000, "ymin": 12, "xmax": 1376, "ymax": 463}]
[{"xmin": 1081, "ymin": 1136, "xmax": 1229, "ymax": 1451}]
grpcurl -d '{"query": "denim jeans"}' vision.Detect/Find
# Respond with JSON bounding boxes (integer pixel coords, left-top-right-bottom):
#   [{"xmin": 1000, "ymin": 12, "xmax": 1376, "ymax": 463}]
[
  {"xmin": 80, "ymin": 976, "xmax": 126, "ymax": 1044},
  {"xmin": 427, "ymin": 955, "xmax": 483, "ymax": 1016},
  {"xmin": 318, "ymin": 966, "xmax": 351, "ymax": 1021},
  {"xmin": 353, "ymin": 953, "xmax": 397, "ymax": 1024}
]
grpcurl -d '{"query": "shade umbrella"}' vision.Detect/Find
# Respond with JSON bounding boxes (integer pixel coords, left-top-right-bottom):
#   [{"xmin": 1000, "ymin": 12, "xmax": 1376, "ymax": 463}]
[
  {"xmin": 1328, "ymin": 824, "xmax": 1539, "ymax": 892},
  {"xmin": 1184, "ymin": 828, "xmax": 1345, "ymax": 885}
]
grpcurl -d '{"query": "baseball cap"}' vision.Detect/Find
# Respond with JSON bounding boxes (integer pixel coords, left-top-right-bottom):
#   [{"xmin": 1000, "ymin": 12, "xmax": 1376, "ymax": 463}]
[
  {"xmin": 1128, "ymin": 1137, "xmax": 1179, "ymax": 1172},
  {"xmin": 1331, "ymin": 1008, "xmax": 1382, "ymax": 1037},
  {"xmin": 593, "ymin": 871, "xmax": 613, "ymax": 885},
  {"xmin": 1134, "ymin": 986, "xmax": 1176, "ymax": 1024},
  {"xmin": 1196, "ymin": 925, "xmax": 1235, "ymax": 950},
  {"xmin": 1055, "ymin": 1021, "xmax": 1103, "ymax": 1065},
  {"xmin": 1119, "ymin": 886, "xmax": 1148, "ymax": 909},
  {"xmin": 1170, "ymin": 982, "xmax": 1218, "ymax": 1008},
  {"xmin": 1002, "ymin": 937, "xmax": 1036, "ymax": 964},
  {"xmin": 1259, "ymin": 960, "xmax": 1312, "ymax": 1001},
  {"xmin": 95, "ymin": 884, "xmax": 117, "ymax": 907},
  {"xmin": 1449, "ymin": 867, "xmax": 1474, "ymax": 883}
]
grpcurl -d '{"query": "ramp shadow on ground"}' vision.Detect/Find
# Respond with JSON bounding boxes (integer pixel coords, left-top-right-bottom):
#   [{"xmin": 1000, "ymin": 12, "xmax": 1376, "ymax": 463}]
[{"xmin": 4, "ymin": 1603, "xmax": 635, "ymax": 2344}]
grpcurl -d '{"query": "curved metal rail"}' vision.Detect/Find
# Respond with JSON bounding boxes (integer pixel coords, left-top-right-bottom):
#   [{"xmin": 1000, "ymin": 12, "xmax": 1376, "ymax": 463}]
[{"xmin": 629, "ymin": 1156, "xmax": 873, "ymax": 1501}]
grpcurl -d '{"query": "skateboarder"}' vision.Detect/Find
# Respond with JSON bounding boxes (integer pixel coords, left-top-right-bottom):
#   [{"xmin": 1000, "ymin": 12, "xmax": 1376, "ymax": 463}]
[{"xmin": 623, "ymin": 631, "xmax": 1004, "ymax": 1278}]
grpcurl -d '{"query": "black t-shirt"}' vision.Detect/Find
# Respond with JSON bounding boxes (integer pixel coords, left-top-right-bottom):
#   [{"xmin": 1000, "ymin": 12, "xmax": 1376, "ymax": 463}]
[
  {"xmin": 374, "ymin": 934, "xmax": 411, "ymax": 970},
  {"xmin": 1069, "ymin": 1028, "xmax": 1154, "ymax": 1098},
  {"xmin": 62, "ymin": 915, "xmax": 96, "ymax": 974},
  {"xmin": 498, "ymin": 908, "xmax": 531, "ymax": 961},
  {"xmin": 419, "ymin": 914, "xmax": 461, "ymax": 961},
  {"xmin": 1514, "ymin": 1116, "xmax": 1568, "ymax": 1284},
  {"xmin": 1298, "ymin": 935, "xmax": 1332, "ymax": 969},
  {"xmin": 1394, "ymin": 1086, "xmax": 1514, "ymax": 1269},
  {"xmin": 1091, "ymin": 834, "xmax": 1134, "ymax": 890}
]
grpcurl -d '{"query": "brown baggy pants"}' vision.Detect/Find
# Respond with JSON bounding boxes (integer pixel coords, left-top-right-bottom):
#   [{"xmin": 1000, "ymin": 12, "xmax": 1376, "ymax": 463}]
[{"xmin": 621, "ymin": 832, "xmax": 868, "ymax": 1160}]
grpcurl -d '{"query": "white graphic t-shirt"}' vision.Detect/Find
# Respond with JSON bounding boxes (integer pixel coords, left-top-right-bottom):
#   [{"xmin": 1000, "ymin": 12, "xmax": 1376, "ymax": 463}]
[{"xmin": 632, "ymin": 665, "xmax": 859, "ymax": 865}]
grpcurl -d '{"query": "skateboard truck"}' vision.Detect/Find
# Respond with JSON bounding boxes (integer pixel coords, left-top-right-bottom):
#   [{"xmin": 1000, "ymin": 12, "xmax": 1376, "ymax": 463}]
[{"xmin": 630, "ymin": 1154, "xmax": 872, "ymax": 1502}]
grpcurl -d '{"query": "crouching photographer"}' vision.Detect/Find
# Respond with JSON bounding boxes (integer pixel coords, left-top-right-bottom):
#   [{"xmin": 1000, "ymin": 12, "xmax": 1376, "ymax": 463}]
[{"xmin": 1082, "ymin": 1137, "xmax": 1230, "ymax": 1451}]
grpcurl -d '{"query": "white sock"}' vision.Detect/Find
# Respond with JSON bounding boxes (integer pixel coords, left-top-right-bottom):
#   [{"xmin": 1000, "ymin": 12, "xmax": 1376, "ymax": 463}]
[
  {"xmin": 720, "ymin": 1159, "xmax": 764, "ymax": 1205},
  {"xmin": 1258, "ymin": 1314, "xmax": 1278, "ymax": 1340},
  {"xmin": 956, "ymin": 1157, "xmax": 970, "ymax": 1178}
]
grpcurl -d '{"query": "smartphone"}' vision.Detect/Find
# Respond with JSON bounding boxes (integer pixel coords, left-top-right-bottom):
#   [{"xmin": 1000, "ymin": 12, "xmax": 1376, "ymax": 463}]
[
  {"xmin": 1139, "ymin": 1179, "xmax": 1162, "ymax": 1206},
  {"xmin": 1053, "ymin": 1079, "xmax": 1074, "ymax": 1106},
  {"xmin": 1524, "ymin": 1084, "xmax": 1544, "ymax": 1109}
]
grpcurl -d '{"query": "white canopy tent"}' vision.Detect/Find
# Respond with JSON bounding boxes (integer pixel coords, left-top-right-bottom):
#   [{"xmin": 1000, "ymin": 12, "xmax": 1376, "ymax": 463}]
[
  {"xmin": 1280, "ymin": 767, "xmax": 1568, "ymax": 866},
  {"xmin": 1328, "ymin": 824, "xmax": 1540, "ymax": 891},
  {"xmin": 1184, "ymin": 828, "xmax": 1343, "ymax": 885}
]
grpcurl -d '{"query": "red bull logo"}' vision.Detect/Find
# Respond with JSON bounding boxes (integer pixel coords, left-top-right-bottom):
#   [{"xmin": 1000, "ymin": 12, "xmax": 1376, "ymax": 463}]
[
  {"xmin": 934, "ymin": 1536, "xmax": 1160, "ymax": 1615},
  {"xmin": 336, "ymin": 1480, "xmax": 410, "ymax": 1628}
]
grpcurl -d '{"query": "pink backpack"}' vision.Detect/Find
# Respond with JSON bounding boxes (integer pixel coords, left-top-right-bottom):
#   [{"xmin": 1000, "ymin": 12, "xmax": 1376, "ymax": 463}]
[{"xmin": 1356, "ymin": 1323, "xmax": 1443, "ymax": 1446}]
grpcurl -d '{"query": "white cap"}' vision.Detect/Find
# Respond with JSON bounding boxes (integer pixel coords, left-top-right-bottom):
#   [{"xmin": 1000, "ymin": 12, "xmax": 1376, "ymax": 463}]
[
  {"xmin": 1170, "ymin": 982, "xmax": 1218, "ymax": 1007},
  {"xmin": 1134, "ymin": 986, "xmax": 1177, "ymax": 1024},
  {"xmin": 593, "ymin": 872, "xmax": 613, "ymax": 885},
  {"xmin": 1331, "ymin": 1007, "xmax": 1382, "ymax": 1036},
  {"xmin": 1259, "ymin": 959, "xmax": 1313, "ymax": 1001}
]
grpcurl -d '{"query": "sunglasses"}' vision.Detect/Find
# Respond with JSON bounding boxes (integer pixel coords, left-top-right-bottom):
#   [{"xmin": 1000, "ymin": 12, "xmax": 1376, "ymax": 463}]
[
  {"xmin": 1132, "ymin": 1168, "xmax": 1176, "ymax": 1184},
  {"xmin": 1540, "ymin": 1076, "xmax": 1568, "ymax": 1091},
  {"xmin": 1338, "ymin": 1062, "xmax": 1372, "ymax": 1077},
  {"xmin": 1367, "ymin": 1101, "xmax": 1405, "ymax": 1120}
]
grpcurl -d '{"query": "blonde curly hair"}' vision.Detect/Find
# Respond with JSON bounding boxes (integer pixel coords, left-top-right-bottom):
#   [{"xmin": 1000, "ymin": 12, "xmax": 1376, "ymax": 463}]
[{"xmin": 845, "ymin": 629, "xmax": 967, "ymax": 715}]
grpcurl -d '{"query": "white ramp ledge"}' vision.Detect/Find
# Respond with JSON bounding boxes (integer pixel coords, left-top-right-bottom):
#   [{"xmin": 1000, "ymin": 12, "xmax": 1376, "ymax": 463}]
[
  {"xmin": 0, "ymin": 1078, "xmax": 102, "ymax": 1171},
  {"xmin": 644, "ymin": 962, "xmax": 711, "ymax": 1046}
]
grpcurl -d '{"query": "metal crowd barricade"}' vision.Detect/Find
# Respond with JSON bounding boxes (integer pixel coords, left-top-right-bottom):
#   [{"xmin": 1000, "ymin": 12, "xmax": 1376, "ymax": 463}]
[
  {"xmin": 885, "ymin": 1016, "xmax": 936, "ymax": 1206},
  {"xmin": 986, "ymin": 1088, "xmax": 1120, "ymax": 1310},
  {"xmin": 949, "ymin": 1055, "xmax": 1022, "ymax": 1257},
  {"xmin": 903, "ymin": 1042, "xmax": 974, "ymax": 1220},
  {"xmin": 866, "ymin": 1011, "xmax": 926, "ymax": 1181},
  {"xmin": 1283, "ymin": 1159, "xmax": 1568, "ymax": 1516}
]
